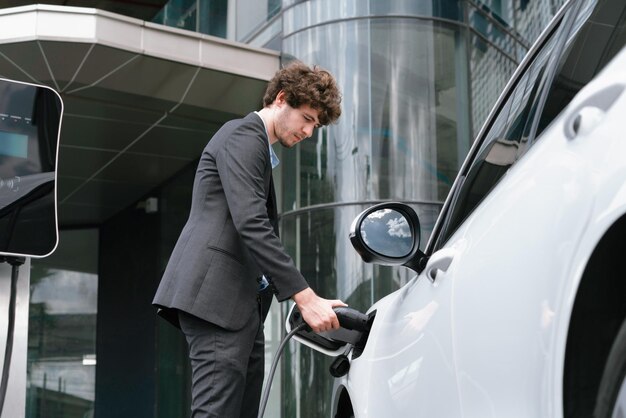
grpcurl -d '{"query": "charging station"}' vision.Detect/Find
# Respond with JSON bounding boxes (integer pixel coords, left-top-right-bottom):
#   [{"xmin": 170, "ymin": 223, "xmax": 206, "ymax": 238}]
[{"xmin": 0, "ymin": 78, "xmax": 63, "ymax": 418}]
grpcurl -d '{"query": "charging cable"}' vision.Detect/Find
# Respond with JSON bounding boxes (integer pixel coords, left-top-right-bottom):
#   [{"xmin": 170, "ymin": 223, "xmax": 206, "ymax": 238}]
[
  {"xmin": 257, "ymin": 322, "xmax": 306, "ymax": 418},
  {"xmin": 0, "ymin": 257, "xmax": 24, "ymax": 418}
]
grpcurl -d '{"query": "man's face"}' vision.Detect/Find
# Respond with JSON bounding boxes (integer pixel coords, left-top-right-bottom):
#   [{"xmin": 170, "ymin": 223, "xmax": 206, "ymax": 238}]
[{"xmin": 273, "ymin": 95, "xmax": 321, "ymax": 148}]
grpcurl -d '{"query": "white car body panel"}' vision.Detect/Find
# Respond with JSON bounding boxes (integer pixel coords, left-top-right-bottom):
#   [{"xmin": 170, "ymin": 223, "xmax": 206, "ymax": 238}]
[{"xmin": 337, "ymin": 18, "xmax": 626, "ymax": 418}]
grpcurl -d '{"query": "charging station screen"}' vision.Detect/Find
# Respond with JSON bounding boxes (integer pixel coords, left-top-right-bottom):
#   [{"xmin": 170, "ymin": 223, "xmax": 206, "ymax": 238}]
[
  {"xmin": 0, "ymin": 79, "xmax": 62, "ymax": 257},
  {"xmin": 0, "ymin": 131, "xmax": 28, "ymax": 158}
]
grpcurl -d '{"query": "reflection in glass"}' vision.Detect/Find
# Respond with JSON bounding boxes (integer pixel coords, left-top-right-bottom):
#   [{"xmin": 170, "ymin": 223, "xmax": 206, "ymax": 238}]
[
  {"xmin": 513, "ymin": 1, "xmax": 567, "ymax": 48},
  {"xmin": 361, "ymin": 209, "xmax": 412, "ymax": 257},
  {"xmin": 537, "ymin": 0, "xmax": 625, "ymax": 138},
  {"xmin": 440, "ymin": 28, "xmax": 560, "ymax": 246},
  {"xmin": 153, "ymin": 0, "xmax": 228, "ymax": 38},
  {"xmin": 281, "ymin": 18, "xmax": 470, "ymax": 209},
  {"xmin": 27, "ymin": 270, "xmax": 97, "ymax": 406},
  {"xmin": 27, "ymin": 229, "xmax": 98, "ymax": 418},
  {"xmin": 470, "ymin": 33, "xmax": 518, "ymax": 136},
  {"xmin": 236, "ymin": 0, "xmax": 281, "ymax": 41}
]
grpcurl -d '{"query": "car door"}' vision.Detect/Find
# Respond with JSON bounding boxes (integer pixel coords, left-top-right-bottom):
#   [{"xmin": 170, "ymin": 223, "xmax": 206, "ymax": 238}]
[{"xmin": 422, "ymin": 0, "xmax": 626, "ymax": 416}]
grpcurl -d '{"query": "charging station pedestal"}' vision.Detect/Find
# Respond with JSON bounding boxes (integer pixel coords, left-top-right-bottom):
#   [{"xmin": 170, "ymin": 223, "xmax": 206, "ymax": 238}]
[{"xmin": 0, "ymin": 260, "xmax": 30, "ymax": 418}]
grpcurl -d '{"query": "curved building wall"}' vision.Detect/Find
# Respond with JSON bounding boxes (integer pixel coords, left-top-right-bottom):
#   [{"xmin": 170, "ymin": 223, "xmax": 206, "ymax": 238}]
[{"xmin": 277, "ymin": 1, "xmax": 471, "ymax": 416}]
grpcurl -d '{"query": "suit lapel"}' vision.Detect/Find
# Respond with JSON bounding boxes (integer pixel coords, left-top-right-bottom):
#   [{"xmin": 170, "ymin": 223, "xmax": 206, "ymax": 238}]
[{"xmin": 250, "ymin": 111, "xmax": 279, "ymax": 237}]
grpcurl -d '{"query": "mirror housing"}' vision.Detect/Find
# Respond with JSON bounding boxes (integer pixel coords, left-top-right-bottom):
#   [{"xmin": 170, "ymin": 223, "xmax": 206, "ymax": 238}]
[{"xmin": 349, "ymin": 202, "xmax": 427, "ymax": 273}]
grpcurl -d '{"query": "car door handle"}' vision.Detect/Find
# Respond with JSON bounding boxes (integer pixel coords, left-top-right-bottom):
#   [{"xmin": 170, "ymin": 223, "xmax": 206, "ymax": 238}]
[
  {"xmin": 564, "ymin": 83, "xmax": 624, "ymax": 140},
  {"xmin": 423, "ymin": 247, "xmax": 456, "ymax": 282}
]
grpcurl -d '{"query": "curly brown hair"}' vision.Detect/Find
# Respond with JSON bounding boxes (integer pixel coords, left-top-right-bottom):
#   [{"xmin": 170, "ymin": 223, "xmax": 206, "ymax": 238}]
[{"xmin": 263, "ymin": 61, "xmax": 342, "ymax": 126}]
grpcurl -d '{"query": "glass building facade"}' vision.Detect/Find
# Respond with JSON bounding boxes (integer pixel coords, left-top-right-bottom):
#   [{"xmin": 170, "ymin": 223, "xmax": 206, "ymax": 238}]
[
  {"xmin": 274, "ymin": 0, "xmax": 564, "ymax": 416},
  {"xmin": 0, "ymin": 0, "xmax": 565, "ymax": 417},
  {"xmin": 27, "ymin": 229, "xmax": 99, "ymax": 418}
]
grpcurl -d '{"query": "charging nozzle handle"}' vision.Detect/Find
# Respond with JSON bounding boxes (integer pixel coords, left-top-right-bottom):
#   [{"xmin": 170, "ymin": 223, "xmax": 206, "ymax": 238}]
[{"xmin": 333, "ymin": 307, "xmax": 369, "ymax": 332}]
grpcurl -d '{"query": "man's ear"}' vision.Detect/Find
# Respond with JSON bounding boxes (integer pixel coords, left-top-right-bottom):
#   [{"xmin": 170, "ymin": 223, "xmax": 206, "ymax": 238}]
[{"xmin": 275, "ymin": 90, "xmax": 286, "ymax": 106}]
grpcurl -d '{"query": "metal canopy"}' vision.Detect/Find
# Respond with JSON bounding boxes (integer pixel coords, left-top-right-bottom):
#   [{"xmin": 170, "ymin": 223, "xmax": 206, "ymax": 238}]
[{"xmin": 0, "ymin": 5, "xmax": 280, "ymax": 227}]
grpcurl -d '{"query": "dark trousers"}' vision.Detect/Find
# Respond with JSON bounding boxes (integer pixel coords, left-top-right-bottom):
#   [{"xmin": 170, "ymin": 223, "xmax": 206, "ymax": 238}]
[{"xmin": 178, "ymin": 307, "xmax": 264, "ymax": 418}]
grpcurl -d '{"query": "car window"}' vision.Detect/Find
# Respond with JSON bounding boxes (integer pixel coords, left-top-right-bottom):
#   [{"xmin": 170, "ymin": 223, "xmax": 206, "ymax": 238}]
[
  {"xmin": 535, "ymin": 0, "xmax": 626, "ymax": 137},
  {"xmin": 431, "ymin": 0, "xmax": 626, "ymax": 251},
  {"xmin": 433, "ymin": 18, "xmax": 565, "ymax": 248}
]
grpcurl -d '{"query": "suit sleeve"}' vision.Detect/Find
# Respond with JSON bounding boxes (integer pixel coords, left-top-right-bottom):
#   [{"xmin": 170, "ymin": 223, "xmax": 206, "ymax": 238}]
[{"xmin": 216, "ymin": 122, "xmax": 309, "ymax": 301}]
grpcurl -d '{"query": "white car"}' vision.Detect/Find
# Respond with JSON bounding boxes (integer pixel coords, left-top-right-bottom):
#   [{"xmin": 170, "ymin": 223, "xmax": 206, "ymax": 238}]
[{"xmin": 291, "ymin": 0, "xmax": 626, "ymax": 416}]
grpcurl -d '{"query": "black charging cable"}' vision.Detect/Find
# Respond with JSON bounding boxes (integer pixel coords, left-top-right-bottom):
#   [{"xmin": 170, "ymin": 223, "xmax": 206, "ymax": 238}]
[
  {"xmin": 257, "ymin": 322, "xmax": 307, "ymax": 418},
  {"xmin": 0, "ymin": 256, "xmax": 25, "ymax": 418}
]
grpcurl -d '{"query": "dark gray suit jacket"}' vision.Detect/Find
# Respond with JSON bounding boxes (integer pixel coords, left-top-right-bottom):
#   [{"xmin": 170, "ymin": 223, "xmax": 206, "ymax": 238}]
[{"xmin": 153, "ymin": 113, "xmax": 308, "ymax": 330}]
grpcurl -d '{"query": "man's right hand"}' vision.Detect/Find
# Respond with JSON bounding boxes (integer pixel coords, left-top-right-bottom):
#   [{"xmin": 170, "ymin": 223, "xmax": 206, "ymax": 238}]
[{"xmin": 292, "ymin": 287, "xmax": 347, "ymax": 333}]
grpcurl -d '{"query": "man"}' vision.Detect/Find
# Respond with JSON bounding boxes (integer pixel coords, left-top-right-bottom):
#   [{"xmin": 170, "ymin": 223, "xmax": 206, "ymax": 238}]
[{"xmin": 152, "ymin": 61, "xmax": 345, "ymax": 418}]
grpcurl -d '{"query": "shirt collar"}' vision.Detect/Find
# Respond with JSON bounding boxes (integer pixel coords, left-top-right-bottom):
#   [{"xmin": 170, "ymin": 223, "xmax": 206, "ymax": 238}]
[{"xmin": 255, "ymin": 111, "xmax": 280, "ymax": 169}]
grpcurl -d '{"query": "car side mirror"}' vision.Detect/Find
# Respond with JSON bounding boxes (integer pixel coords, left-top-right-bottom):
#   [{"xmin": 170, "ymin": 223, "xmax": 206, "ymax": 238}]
[{"xmin": 349, "ymin": 202, "xmax": 427, "ymax": 273}]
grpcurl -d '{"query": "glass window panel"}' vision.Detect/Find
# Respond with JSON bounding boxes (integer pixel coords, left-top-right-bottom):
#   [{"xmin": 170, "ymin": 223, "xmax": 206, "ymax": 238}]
[
  {"xmin": 470, "ymin": 33, "xmax": 518, "ymax": 136},
  {"xmin": 514, "ymin": 0, "xmax": 567, "ymax": 45},
  {"xmin": 27, "ymin": 229, "xmax": 99, "ymax": 418},
  {"xmin": 155, "ymin": 0, "xmax": 198, "ymax": 32},
  {"xmin": 474, "ymin": 0, "xmax": 515, "ymax": 27},
  {"xmin": 369, "ymin": 0, "xmax": 462, "ymax": 20},
  {"xmin": 246, "ymin": 17, "xmax": 282, "ymax": 49},
  {"xmin": 281, "ymin": 18, "xmax": 470, "ymax": 208},
  {"xmin": 236, "ymin": 0, "xmax": 282, "ymax": 41},
  {"xmin": 469, "ymin": 5, "xmax": 520, "ymax": 58},
  {"xmin": 438, "ymin": 20, "xmax": 562, "ymax": 247},
  {"xmin": 536, "ymin": 0, "xmax": 625, "ymax": 137},
  {"xmin": 198, "ymin": 0, "xmax": 228, "ymax": 37},
  {"xmin": 284, "ymin": 0, "xmax": 463, "ymax": 37}
]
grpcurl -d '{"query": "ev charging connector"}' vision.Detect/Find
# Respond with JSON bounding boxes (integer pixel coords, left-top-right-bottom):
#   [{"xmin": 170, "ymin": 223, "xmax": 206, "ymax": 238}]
[{"xmin": 257, "ymin": 306, "xmax": 373, "ymax": 418}]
